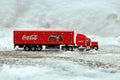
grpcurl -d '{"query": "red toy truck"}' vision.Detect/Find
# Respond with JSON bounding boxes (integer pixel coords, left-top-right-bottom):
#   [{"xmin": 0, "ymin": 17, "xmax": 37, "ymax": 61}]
[{"xmin": 13, "ymin": 30, "xmax": 98, "ymax": 51}]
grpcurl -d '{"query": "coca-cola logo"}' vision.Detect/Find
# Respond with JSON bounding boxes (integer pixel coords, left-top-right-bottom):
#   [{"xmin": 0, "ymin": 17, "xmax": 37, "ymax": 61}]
[{"xmin": 22, "ymin": 35, "xmax": 38, "ymax": 40}]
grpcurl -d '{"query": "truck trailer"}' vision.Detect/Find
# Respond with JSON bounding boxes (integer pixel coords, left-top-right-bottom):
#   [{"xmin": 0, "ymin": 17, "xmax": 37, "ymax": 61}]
[{"xmin": 13, "ymin": 30, "xmax": 98, "ymax": 51}]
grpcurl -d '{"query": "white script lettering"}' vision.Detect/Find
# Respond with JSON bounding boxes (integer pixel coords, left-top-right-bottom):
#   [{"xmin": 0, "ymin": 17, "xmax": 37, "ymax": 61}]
[{"xmin": 22, "ymin": 35, "xmax": 38, "ymax": 40}]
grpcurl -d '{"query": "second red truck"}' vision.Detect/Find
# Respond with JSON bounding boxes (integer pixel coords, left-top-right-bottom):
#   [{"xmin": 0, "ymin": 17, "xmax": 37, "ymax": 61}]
[{"xmin": 14, "ymin": 30, "xmax": 98, "ymax": 51}]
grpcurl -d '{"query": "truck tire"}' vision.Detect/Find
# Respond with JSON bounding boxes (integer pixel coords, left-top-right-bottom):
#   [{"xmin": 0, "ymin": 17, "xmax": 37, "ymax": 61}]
[
  {"xmin": 94, "ymin": 46, "xmax": 98, "ymax": 50},
  {"xmin": 31, "ymin": 47, "xmax": 36, "ymax": 51},
  {"xmin": 62, "ymin": 46, "xmax": 67, "ymax": 51},
  {"xmin": 68, "ymin": 46, "xmax": 73, "ymax": 51},
  {"xmin": 24, "ymin": 46, "xmax": 30, "ymax": 51},
  {"xmin": 37, "ymin": 47, "xmax": 42, "ymax": 51}
]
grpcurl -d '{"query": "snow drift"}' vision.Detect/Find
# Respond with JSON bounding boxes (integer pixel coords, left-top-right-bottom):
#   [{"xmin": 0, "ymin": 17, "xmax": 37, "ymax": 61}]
[{"xmin": 0, "ymin": 0, "xmax": 120, "ymax": 36}]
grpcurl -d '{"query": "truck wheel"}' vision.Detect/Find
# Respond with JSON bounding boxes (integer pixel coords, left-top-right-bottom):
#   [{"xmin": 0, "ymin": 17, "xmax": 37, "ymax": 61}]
[
  {"xmin": 94, "ymin": 46, "xmax": 98, "ymax": 50},
  {"xmin": 31, "ymin": 47, "xmax": 36, "ymax": 51},
  {"xmin": 68, "ymin": 47, "xmax": 73, "ymax": 51},
  {"xmin": 24, "ymin": 46, "xmax": 30, "ymax": 51},
  {"xmin": 37, "ymin": 47, "xmax": 42, "ymax": 51},
  {"xmin": 62, "ymin": 46, "xmax": 67, "ymax": 51}
]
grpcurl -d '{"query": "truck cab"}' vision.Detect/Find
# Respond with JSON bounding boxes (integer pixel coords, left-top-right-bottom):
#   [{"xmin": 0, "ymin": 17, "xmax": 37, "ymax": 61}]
[
  {"xmin": 76, "ymin": 33, "xmax": 98, "ymax": 50},
  {"xmin": 76, "ymin": 33, "xmax": 86, "ymax": 48}
]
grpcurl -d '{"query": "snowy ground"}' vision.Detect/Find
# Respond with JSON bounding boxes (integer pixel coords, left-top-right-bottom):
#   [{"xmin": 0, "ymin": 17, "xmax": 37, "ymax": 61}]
[
  {"xmin": 0, "ymin": 48, "xmax": 120, "ymax": 80},
  {"xmin": 0, "ymin": 60, "xmax": 120, "ymax": 80}
]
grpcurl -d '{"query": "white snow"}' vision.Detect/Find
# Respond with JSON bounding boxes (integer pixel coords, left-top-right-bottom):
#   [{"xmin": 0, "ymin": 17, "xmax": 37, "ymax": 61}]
[{"xmin": 0, "ymin": 58, "xmax": 120, "ymax": 80}]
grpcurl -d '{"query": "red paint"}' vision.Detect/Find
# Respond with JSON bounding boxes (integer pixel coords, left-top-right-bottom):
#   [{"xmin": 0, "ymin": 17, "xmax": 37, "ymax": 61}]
[
  {"xmin": 91, "ymin": 41, "xmax": 98, "ymax": 49},
  {"xmin": 14, "ymin": 30, "xmax": 74, "ymax": 45},
  {"xmin": 76, "ymin": 34, "xmax": 91, "ymax": 47},
  {"xmin": 76, "ymin": 33, "xmax": 87, "ymax": 47},
  {"xmin": 86, "ymin": 38, "xmax": 91, "ymax": 47}
]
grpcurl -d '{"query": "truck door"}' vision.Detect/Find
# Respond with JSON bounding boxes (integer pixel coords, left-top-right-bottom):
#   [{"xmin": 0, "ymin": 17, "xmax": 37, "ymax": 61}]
[{"xmin": 76, "ymin": 34, "xmax": 86, "ymax": 47}]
